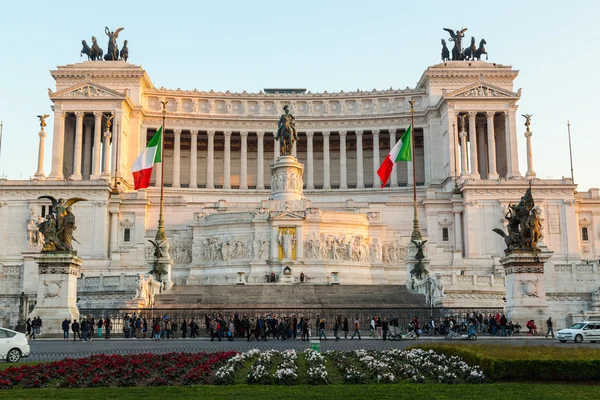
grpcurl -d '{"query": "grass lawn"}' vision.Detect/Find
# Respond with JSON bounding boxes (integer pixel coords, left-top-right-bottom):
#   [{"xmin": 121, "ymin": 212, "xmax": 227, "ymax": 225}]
[
  {"xmin": 0, "ymin": 383, "xmax": 599, "ymax": 400},
  {"xmin": 412, "ymin": 343, "xmax": 600, "ymax": 360},
  {"xmin": 0, "ymin": 362, "xmax": 40, "ymax": 371}
]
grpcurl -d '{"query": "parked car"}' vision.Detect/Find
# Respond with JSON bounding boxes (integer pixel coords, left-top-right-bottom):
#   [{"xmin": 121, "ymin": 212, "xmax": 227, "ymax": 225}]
[
  {"xmin": 557, "ymin": 321, "xmax": 600, "ymax": 343},
  {"xmin": 0, "ymin": 327, "xmax": 31, "ymax": 362}
]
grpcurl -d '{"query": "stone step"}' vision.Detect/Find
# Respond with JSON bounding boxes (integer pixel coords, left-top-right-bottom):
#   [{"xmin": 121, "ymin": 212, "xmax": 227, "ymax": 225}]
[{"xmin": 154, "ymin": 284, "xmax": 427, "ymax": 308}]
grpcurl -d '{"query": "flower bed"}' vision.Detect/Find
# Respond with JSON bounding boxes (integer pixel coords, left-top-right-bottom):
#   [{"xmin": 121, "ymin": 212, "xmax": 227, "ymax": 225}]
[
  {"xmin": 246, "ymin": 350, "xmax": 278, "ymax": 384},
  {"xmin": 273, "ymin": 349, "xmax": 298, "ymax": 385},
  {"xmin": 0, "ymin": 351, "xmax": 235, "ymax": 389},
  {"xmin": 305, "ymin": 348, "xmax": 329, "ymax": 385}
]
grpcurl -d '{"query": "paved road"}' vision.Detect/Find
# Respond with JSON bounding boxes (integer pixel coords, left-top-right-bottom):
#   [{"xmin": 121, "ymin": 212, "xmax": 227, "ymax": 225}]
[{"xmin": 19, "ymin": 335, "xmax": 598, "ymax": 362}]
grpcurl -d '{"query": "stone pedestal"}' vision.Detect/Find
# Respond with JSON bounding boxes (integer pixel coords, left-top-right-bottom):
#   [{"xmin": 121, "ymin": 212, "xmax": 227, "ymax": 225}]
[
  {"xmin": 29, "ymin": 253, "xmax": 82, "ymax": 335},
  {"xmin": 236, "ymin": 272, "xmax": 246, "ymax": 285},
  {"xmin": 500, "ymin": 249, "xmax": 553, "ymax": 325},
  {"xmin": 157, "ymin": 257, "xmax": 174, "ymax": 291},
  {"xmin": 270, "ymin": 155, "xmax": 304, "ymax": 201}
]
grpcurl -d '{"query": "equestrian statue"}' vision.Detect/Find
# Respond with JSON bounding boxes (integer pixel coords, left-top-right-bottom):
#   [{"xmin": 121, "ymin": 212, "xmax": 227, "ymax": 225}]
[{"xmin": 275, "ymin": 105, "xmax": 298, "ymax": 156}]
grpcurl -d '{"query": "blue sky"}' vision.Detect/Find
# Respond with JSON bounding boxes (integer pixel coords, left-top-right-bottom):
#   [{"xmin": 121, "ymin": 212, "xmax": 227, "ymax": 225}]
[{"xmin": 0, "ymin": 0, "xmax": 598, "ymax": 190}]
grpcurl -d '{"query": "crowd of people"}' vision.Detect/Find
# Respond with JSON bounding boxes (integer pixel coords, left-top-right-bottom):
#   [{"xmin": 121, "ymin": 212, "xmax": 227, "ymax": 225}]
[{"xmin": 37, "ymin": 311, "xmax": 555, "ymax": 341}]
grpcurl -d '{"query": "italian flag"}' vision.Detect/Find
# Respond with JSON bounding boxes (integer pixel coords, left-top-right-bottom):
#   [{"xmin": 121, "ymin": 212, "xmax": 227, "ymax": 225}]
[
  {"xmin": 377, "ymin": 125, "xmax": 412, "ymax": 188},
  {"xmin": 132, "ymin": 127, "xmax": 162, "ymax": 190}
]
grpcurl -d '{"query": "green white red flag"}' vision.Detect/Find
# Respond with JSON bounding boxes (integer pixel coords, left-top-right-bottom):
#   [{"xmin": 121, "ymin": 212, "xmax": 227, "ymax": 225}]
[
  {"xmin": 132, "ymin": 127, "xmax": 162, "ymax": 190},
  {"xmin": 377, "ymin": 125, "xmax": 412, "ymax": 188}
]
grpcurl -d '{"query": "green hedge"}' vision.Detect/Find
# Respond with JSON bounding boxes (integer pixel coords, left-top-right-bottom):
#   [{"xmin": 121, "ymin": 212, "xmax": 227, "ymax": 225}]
[{"xmin": 412, "ymin": 344, "xmax": 600, "ymax": 382}]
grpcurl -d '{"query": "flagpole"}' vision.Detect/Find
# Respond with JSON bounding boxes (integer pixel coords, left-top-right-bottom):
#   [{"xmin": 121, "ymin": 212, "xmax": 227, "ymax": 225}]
[
  {"xmin": 567, "ymin": 121, "xmax": 574, "ymax": 183},
  {"xmin": 156, "ymin": 101, "xmax": 168, "ymax": 242},
  {"xmin": 409, "ymin": 101, "xmax": 422, "ymax": 241}
]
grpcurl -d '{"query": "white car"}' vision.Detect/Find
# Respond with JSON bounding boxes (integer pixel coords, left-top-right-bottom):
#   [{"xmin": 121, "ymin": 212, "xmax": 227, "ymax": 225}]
[
  {"xmin": 0, "ymin": 327, "xmax": 31, "ymax": 362},
  {"xmin": 557, "ymin": 321, "xmax": 600, "ymax": 343}
]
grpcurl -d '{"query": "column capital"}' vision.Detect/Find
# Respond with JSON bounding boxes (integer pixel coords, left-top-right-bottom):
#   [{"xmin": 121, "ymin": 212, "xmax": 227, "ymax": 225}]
[
  {"xmin": 355, "ymin": 130, "xmax": 363, "ymax": 136},
  {"xmin": 372, "ymin": 129, "xmax": 380, "ymax": 136},
  {"xmin": 459, "ymin": 131, "xmax": 467, "ymax": 138},
  {"xmin": 75, "ymin": 111, "xmax": 85, "ymax": 119},
  {"xmin": 525, "ymin": 131, "xmax": 533, "ymax": 138},
  {"xmin": 322, "ymin": 131, "xmax": 330, "ymax": 138},
  {"xmin": 59, "ymin": 112, "xmax": 67, "ymax": 121},
  {"xmin": 93, "ymin": 111, "xmax": 103, "ymax": 119},
  {"xmin": 339, "ymin": 131, "xmax": 347, "ymax": 137},
  {"xmin": 104, "ymin": 131, "xmax": 112, "ymax": 139},
  {"xmin": 240, "ymin": 131, "xmax": 249, "ymax": 138},
  {"xmin": 256, "ymin": 131, "xmax": 265, "ymax": 138},
  {"xmin": 190, "ymin": 129, "xmax": 199, "ymax": 136},
  {"xmin": 306, "ymin": 131, "xmax": 314, "ymax": 138},
  {"xmin": 207, "ymin": 130, "xmax": 215, "ymax": 137},
  {"xmin": 173, "ymin": 128, "xmax": 182, "ymax": 135},
  {"xmin": 223, "ymin": 130, "xmax": 232, "ymax": 137},
  {"xmin": 467, "ymin": 111, "xmax": 478, "ymax": 118},
  {"xmin": 485, "ymin": 111, "xmax": 496, "ymax": 118},
  {"xmin": 389, "ymin": 128, "xmax": 397, "ymax": 134},
  {"xmin": 39, "ymin": 130, "xmax": 46, "ymax": 139}
]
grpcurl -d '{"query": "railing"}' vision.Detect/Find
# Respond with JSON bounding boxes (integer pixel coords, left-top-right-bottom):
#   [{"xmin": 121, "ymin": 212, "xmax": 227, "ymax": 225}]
[{"xmin": 79, "ymin": 306, "xmax": 504, "ymax": 337}]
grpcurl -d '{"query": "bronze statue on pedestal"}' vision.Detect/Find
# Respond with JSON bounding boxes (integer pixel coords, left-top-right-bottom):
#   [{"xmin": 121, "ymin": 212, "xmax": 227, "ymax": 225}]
[
  {"xmin": 37, "ymin": 196, "xmax": 87, "ymax": 253},
  {"xmin": 275, "ymin": 105, "xmax": 298, "ymax": 156},
  {"xmin": 493, "ymin": 186, "xmax": 542, "ymax": 252}
]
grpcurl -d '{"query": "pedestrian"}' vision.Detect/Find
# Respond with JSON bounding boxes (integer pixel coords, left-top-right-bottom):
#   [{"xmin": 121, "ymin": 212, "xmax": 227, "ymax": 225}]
[
  {"xmin": 26, "ymin": 318, "xmax": 33, "ymax": 340},
  {"xmin": 526, "ymin": 319, "xmax": 538, "ymax": 335},
  {"xmin": 171, "ymin": 319, "xmax": 178, "ymax": 339},
  {"xmin": 334, "ymin": 316, "xmax": 341, "ymax": 341},
  {"xmin": 81, "ymin": 319, "xmax": 91, "ymax": 341},
  {"xmin": 97, "ymin": 318, "xmax": 103, "ymax": 338},
  {"xmin": 376, "ymin": 316, "xmax": 383, "ymax": 338},
  {"xmin": 382, "ymin": 317, "xmax": 389, "ymax": 341},
  {"xmin": 545, "ymin": 317, "xmax": 554, "ymax": 338},
  {"xmin": 181, "ymin": 319, "xmax": 188, "ymax": 338},
  {"xmin": 500, "ymin": 314, "xmax": 508, "ymax": 337},
  {"xmin": 62, "ymin": 318, "xmax": 70, "ymax": 340},
  {"xmin": 350, "ymin": 317, "xmax": 362, "ymax": 340},
  {"xmin": 343, "ymin": 317, "xmax": 349, "ymax": 339},
  {"xmin": 104, "ymin": 317, "xmax": 111, "ymax": 339},
  {"xmin": 319, "ymin": 318, "xmax": 327, "ymax": 340},
  {"xmin": 370, "ymin": 316, "xmax": 376, "ymax": 338},
  {"xmin": 72, "ymin": 319, "xmax": 81, "ymax": 341},
  {"xmin": 153, "ymin": 320, "xmax": 161, "ymax": 341},
  {"xmin": 228, "ymin": 319, "xmax": 235, "ymax": 341},
  {"xmin": 211, "ymin": 318, "xmax": 221, "ymax": 342}
]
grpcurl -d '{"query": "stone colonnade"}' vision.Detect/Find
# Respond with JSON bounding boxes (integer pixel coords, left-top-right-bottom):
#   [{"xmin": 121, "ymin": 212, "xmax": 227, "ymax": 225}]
[
  {"xmin": 47, "ymin": 111, "xmax": 115, "ymax": 180},
  {"xmin": 150, "ymin": 128, "xmax": 424, "ymax": 189}
]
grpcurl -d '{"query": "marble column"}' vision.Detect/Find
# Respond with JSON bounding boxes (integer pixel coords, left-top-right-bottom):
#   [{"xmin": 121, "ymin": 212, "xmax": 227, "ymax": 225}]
[
  {"xmin": 389, "ymin": 129, "xmax": 398, "ymax": 187},
  {"xmin": 291, "ymin": 136, "xmax": 297, "ymax": 157},
  {"xmin": 486, "ymin": 112, "xmax": 499, "ymax": 179},
  {"xmin": 306, "ymin": 131, "xmax": 314, "ymax": 189},
  {"xmin": 323, "ymin": 131, "xmax": 331, "ymax": 190},
  {"xmin": 206, "ymin": 130, "xmax": 215, "ymax": 189},
  {"xmin": 223, "ymin": 131, "xmax": 231, "ymax": 189},
  {"xmin": 459, "ymin": 130, "xmax": 469, "ymax": 176},
  {"xmin": 240, "ymin": 131, "xmax": 248, "ymax": 189},
  {"xmin": 83, "ymin": 119, "xmax": 93, "ymax": 179},
  {"xmin": 339, "ymin": 131, "xmax": 347, "ymax": 189},
  {"xmin": 476, "ymin": 122, "xmax": 487, "ymax": 180},
  {"xmin": 71, "ymin": 111, "xmax": 84, "ymax": 180},
  {"xmin": 34, "ymin": 128, "xmax": 46, "ymax": 179},
  {"xmin": 49, "ymin": 112, "xmax": 66, "ymax": 179},
  {"xmin": 257, "ymin": 131, "xmax": 265, "ymax": 189},
  {"xmin": 190, "ymin": 130, "xmax": 198, "ymax": 188},
  {"xmin": 525, "ymin": 126, "xmax": 536, "ymax": 178},
  {"xmin": 274, "ymin": 133, "xmax": 280, "ymax": 159},
  {"xmin": 372, "ymin": 130, "xmax": 380, "ymax": 186},
  {"xmin": 172, "ymin": 129, "xmax": 181, "ymax": 188},
  {"xmin": 468, "ymin": 112, "xmax": 479, "ymax": 179},
  {"xmin": 101, "ymin": 128, "xmax": 112, "ymax": 179},
  {"xmin": 504, "ymin": 111, "xmax": 521, "ymax": 177},
  {"xmin": 356, "ymin": 130, "xmax": 364, "ymax": 189},
  {"xmin": 452, "ymin": 114, "xmax": 460, "ymax": 179},
  {"xmin": 91, "ymin": 112, "xmax": 103, "ymax": 180}
]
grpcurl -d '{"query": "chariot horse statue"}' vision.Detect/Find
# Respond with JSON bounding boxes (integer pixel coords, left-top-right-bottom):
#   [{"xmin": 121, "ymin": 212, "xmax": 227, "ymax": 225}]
[{"xmin": 275, "ymin": 105, "xmax": 298, "ymax": 156}]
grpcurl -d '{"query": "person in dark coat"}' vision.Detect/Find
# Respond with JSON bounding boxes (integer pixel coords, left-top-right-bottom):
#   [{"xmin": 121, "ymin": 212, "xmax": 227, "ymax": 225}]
[
  {"xmin": 343, "ymin": 317, "xmax": 349, "ymax": 339},
  {"xmin": 72, "ymin": 320, "xmax": 81, "ymax": 341},
  {"xmin": 181, "ymin": 320, "xmax": 188, "ymax": 338},
  {"xmin": 62, "ymin": 318, "xmax": 70, "ymax": 340}
]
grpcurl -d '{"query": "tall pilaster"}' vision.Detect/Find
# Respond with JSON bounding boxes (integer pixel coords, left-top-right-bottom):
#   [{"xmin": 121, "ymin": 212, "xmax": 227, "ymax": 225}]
[
  {"xmin": 476, "ymin": 121, "xmax": 487, "ymax": 180},
  {"xmin": 274, "ymin": 132, "xmax": 280, "ymax": 159},
  {"xmin": 49, "ymin": 111, "xmax": 66, "ymax": 180},
  {"xmin": 459, "ymin": 130, "xmax": 469, "ymax": 176},
  {"xmin": 356, "ymin": 130, "xmax": 364, "ymax": 189},
  {"xmin": 524, "ymin": 121, "xmax": 536, "ymax": 178},
  {"xmin": 83, "ymin": 119, "xmax": 93, "ymax": 178},
  {"xmin": 172, "ymin": 129, "xmax": 181, "ymax": 188},
  {"xmin": 372, "ymin": 130, "xmax": 380, "ymax": 186},
  {"xmin": 91, "ymin": 112, "xmax": 102, "ymax": 180},
  {"xmin": 257, "ymin": 131, "xmax": 265, "ymax": 189},
  {"xmin": 101, "ymin": 128, "xmax": 112, "ymax": 179},
  {"xmin": 505, "ymin": 111, "xmax": 521, "ymax": 177},
  {"xmin": 323, "ymin": 131, "xmax": 331, "ymax": 190},
  {"xmin": 70, "ymin": 111, "xmax": 84, "ymax": 180},
  {"xmin": 240, "ymin": 131, "xmax": 248, "ymax": 189},
  {"xmin": 223, "ymin": 130, "xmax": 231, "ymax": 189},
  {"xmin": 34, "ymin": 128, "xmax": 46, "ymax": 179},
  {"xmin": 486, "ymin": 112, "xmax": 499, "ymax": 179},
  {"xmin": 190, "ymin": 130, "xmax": 198, "ymax": 188},
  {"xmin": 339, "ymin": 131, "xmax": 347, "ymax": 189},
  {"xmin": 206, "ymin": 130, "xmax": 215, "ymax": 189},
  {"xmin": 452, "ymin": 199, "xmax": 464, "ymax": 264},
  {"xmin": 468, "ymin": 112, "xmax": 479, "ymax": 179},
  {"xmin": 389, "ymin": 129, "xmax": 398, "ymax": 187},
  {"xmin": 306, "ymin": 131, "xmax": 314, "ymax": 189}
]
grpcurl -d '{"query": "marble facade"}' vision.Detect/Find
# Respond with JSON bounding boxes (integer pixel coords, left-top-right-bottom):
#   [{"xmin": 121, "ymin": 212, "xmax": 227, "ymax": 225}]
[{"xmin": 0, "ymin": 59, "xmax": 599, "ymax": 330}]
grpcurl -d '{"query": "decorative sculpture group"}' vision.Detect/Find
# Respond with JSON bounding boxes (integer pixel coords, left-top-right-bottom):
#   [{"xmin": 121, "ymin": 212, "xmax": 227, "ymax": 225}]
[
  {"xmin": 80, "ymin": 27, "xmax": 128, "ymax": 61},
  {"xmin": 493, "ymin": 187, "xmax": 542, "ymax": 252},
  {"xmin": 441, "ymin": 28, "xmax": 488, "ymax": 61},
  {"xmin": 36, "ymin": 196, "xmax": 87, "ymax": 253},
  {"xmin": 275, "ymin": 105, "xmax": 298, "ymax": 156},
  {"xmin": 410, "ymin": 239, "xmax": 429, "ymax": 280},
  {"xmin": 148, "ymin": 239, "xmax": 167, "ymax": 281}
]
